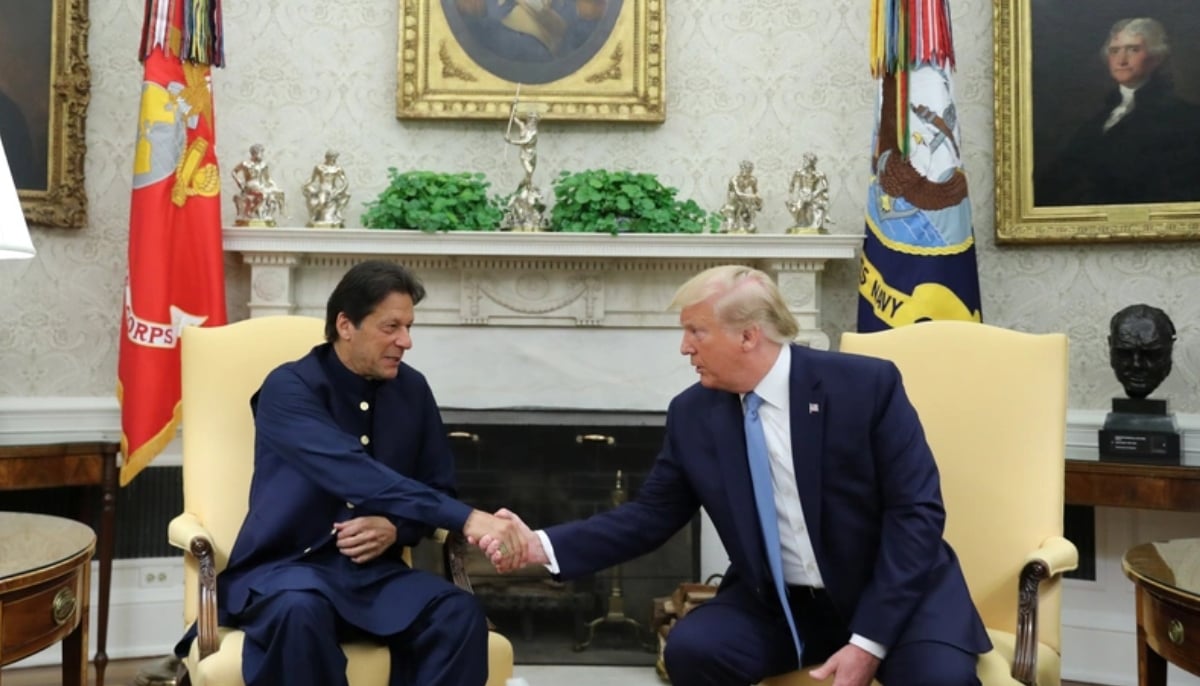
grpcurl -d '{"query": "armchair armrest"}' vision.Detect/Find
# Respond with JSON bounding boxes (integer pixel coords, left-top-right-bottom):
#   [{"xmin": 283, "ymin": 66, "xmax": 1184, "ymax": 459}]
[
  {"xmin": 168, "ymin": 512, "xmax": 211, "ymax": 551},
  {"xmin": 1025, "ymin": 535, "xmax": 1078, "ymax": 577},
  {"xmin": 439, "ymin": 528, "xmax": 474, "ymax": 593},
  {"xmin": 1012, "ymin": 536, "xmax": 1079, "ymax": 685},
  {"xmin": 437, "ymin": 527, "xmax": 503, "ymax": 630},
  {"xmin": 168, "ymin": 513, "xmax": 220, "ymax": 661}
]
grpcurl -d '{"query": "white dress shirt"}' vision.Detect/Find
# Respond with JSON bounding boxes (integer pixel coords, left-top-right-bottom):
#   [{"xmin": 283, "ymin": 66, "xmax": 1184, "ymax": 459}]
[
  {"xmin": 748, "ymin": 345, "xmax": 822, "ymax": 587},
  {"xmin": 538, "ymin": 344, "xmax": 886, "ymax": 659},
  {"xmin": 747, "ymin": 346, "xmax": 885, "ymax": 660}
]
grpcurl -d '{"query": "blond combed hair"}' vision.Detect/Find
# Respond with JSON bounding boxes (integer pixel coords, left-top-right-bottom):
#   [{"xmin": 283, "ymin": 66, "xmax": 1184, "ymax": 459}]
[{"xmin": 669, "ymin": 265, "xmax": 799, "ymax": 344}]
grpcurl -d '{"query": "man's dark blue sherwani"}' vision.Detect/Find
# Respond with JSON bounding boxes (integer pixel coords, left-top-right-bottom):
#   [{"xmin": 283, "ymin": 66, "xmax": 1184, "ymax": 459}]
[
  {"xmin": 176, "ymin": 343, "xmax": 485, "ymax": 685},
  {"xmin": 545, "ymin": 344, "xmax": 991, "ymax": 677}
]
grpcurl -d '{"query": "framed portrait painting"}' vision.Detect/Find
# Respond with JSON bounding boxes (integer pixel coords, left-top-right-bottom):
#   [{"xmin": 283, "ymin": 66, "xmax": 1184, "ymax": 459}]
[
  {"xmin": 994, "ymin": 0, "xmax": 1200, "ymax": 243},
  {"xmin": 0, "ymin": 0, "xmax": 89, "ymax": 228},
  {"xmin": 397, "ymin": 0, "xmax": 664, "ymax": 122}
]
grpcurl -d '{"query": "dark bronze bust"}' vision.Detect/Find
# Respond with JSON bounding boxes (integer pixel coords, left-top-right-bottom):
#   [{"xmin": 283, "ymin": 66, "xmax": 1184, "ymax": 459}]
[{"xmin": 1108, "ymin": 304, "xmax": 1176, "ymax": 399}]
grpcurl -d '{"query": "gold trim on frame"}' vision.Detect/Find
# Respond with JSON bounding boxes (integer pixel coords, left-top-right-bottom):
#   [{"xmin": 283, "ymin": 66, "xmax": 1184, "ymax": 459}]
[
  {"xmin": 13, "ymin": 0, "xmax": 90, "ymax": 228},
  {"xmin": 993, "ymin": 0, "xmax": 1200, "ymax": 243},
  {"xmin": 397, "ymin": 0, "xmax": 664, "ymax": 122}
]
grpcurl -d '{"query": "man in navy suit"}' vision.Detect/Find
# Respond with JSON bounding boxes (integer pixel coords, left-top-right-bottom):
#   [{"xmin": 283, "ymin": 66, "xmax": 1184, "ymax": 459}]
[
  {"xmin": 478, "ymin": 265, "xmax": 990, "ymax": 685},
  {"xmin": 175, "ymin": 260, "xmax": 526, "ymax": 686}
]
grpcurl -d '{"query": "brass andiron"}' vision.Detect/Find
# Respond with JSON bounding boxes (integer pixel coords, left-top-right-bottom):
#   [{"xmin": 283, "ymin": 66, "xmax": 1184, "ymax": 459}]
[
  {"xmin": 574, "ymin": 469, "xmax": 648, "ymax": 651},
  {"xmin": 133, "ymin": 655, "xmax": 181, "ymax": 685}
]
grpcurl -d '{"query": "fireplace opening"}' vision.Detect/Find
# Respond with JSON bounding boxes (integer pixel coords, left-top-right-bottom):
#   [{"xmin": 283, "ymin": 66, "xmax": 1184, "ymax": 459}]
[{"xmin": 414, "ymin": 411, "xmax": 700, "ymax": 666}]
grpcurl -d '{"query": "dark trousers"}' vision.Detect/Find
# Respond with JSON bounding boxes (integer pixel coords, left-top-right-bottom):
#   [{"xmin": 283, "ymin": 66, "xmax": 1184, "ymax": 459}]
[
  {"xmin": 237, "ymin": 588, "xmax": 488, "ymax": 686},
  {"xmin": 661, "ymin": 584, "xmax": 980, "ymax": 686}
]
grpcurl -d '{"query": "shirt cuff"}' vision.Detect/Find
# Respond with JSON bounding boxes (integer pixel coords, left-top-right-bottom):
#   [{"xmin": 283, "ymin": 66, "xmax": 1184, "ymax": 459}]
[
  {"xmin": 535, "ymin": 530, "xmax": 561, "ymax": 575},
  {"xmin": 849, "ymin": 634, "xmax": 887, "ymax": 660}
]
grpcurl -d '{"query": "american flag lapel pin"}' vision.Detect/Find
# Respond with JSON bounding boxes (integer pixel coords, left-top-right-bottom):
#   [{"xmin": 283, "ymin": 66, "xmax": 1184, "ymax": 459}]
[{"xmin": 809, "ymin": 403, "xmax": 820, "ymax": 414}]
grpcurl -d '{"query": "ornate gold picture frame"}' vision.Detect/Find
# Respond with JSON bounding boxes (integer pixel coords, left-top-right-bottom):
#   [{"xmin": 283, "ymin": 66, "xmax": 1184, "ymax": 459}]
[
  {"xmin": 994, "ymin": 0, "xmax": 1200, "ymax": 243},
  {"xmin": 0, "ymin": 0, "xmax": 89, "ymax": 228},
  {"xmin": 397, "ymin": 0, "xmax": 664, "ymax": 122}
]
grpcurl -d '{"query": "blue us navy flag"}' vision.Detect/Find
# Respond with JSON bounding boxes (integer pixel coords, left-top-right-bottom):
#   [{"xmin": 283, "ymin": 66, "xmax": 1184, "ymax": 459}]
[{"xmin": 858, "ymin": 0, "xmax": 981, "ymax": 331}]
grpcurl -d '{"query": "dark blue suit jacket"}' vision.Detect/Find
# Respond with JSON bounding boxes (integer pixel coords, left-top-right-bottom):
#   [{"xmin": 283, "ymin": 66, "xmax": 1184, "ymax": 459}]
[
  {"xmin": 545, "ymin": 345, "xmax": 990, "ymax": 653},
  {"xmin": 214, "ymin": 344, "xmax": 475, "ymax": 636}
]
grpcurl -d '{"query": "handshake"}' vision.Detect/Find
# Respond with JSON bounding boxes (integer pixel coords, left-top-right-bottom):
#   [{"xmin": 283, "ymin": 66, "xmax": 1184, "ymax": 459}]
[{"xmin": 463, "ymin": 508, "xmax": 548, "ymax": 573}]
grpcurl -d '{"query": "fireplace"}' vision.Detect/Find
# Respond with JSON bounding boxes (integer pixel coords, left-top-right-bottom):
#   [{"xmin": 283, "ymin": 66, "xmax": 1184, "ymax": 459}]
[{"xmin": 409, "ymin": 410, "xmax": 694, "ymax": 665}]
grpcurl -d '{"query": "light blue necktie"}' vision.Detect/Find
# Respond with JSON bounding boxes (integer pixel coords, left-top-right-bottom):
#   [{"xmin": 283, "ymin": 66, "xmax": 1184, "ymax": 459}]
[{"xmin": 744, "ymin": 392, "xmax": 803, "ymax": 660}]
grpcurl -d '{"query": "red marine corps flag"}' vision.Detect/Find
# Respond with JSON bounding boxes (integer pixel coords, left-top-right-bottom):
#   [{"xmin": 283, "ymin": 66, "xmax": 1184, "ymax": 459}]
[{"xmin": 118, "ymin": 0, "xmax": 226, "ymax": 485}]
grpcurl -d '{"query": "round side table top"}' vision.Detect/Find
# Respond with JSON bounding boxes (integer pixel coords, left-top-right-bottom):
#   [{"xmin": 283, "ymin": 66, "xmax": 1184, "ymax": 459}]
[
  {"xmin": 1123, "ymin": 537, "xmax": 1200, "ymax": 600},
  {"xmin": 0, "ymin": 511, "xmax": 96, "ymax": 580}
]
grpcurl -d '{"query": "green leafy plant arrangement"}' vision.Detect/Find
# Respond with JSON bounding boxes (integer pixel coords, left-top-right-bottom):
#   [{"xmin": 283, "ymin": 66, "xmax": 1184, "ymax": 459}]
[
  {"xmin": 361, "ymin": 169, "xmax": 504, "ymax": 232},
  {"xmin": 549, "ymin": 169, "xmax": 718, "ymax": 235}
]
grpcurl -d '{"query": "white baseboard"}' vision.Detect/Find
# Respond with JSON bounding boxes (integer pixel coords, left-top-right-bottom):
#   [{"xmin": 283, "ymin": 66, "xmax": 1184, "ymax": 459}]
[{"xmin": 1060, "ymin": 620, "xmax": 1200, "ymax": 686}]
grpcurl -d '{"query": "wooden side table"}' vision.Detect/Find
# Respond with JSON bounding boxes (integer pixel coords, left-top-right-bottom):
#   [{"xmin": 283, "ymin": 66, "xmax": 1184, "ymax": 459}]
[
  {"xmin": 1123, "ymin": 538, "xmax": 1200, "ymax": 686},
  {"xmin": 0, "ymin": 442, "xmax": 119, "ymax": 686},
  {"xmin": 0, "ymin": 512, "xmax": 96, "ymax": 686},
  {"xmin": 1067, "ymin": 458, "xmax": 1200, "ymax": 511}
]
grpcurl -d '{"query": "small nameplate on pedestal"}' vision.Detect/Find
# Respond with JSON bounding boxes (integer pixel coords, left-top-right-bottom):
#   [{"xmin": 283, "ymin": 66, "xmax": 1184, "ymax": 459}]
[{"xmin": 1098, "ymin": 429, "xmax": 1181, "ymax": 465}]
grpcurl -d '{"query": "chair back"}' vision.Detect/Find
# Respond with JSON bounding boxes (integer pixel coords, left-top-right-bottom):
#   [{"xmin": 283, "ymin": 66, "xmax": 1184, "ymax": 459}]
[
  {"xmin": 179, "ymin": 315, "xmax": 325, "ymax": 624},
  {"xmin": 839, "ymin": 321, "xmax": 1069, "ymax": 651}
]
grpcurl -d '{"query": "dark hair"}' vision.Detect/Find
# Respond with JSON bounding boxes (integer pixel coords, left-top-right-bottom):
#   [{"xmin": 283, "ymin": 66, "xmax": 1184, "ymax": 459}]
[
  {"xmin": 1109, "ymin": 303, "xmax": 1175, "ymax": 340},
  {"xmin": 324, "ymin": 260, "xmax": 426, "ymax": 342}
]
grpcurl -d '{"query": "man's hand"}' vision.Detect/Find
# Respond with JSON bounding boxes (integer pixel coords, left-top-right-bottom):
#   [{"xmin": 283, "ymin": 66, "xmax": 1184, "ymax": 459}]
[
  {"xmin": 334, "ymin": 516, "xmax": 397, "ymax": 564},
  {"xmin": 477, "ymin": 508, "xmax": 547, "ymax": 572},
  {"xmin": 807, "ymin": 644, "xmax": 880, "ymax": 686},
  {"xmin": 464, "ymin": 509, "xmax": 526, "ymax": 570}
]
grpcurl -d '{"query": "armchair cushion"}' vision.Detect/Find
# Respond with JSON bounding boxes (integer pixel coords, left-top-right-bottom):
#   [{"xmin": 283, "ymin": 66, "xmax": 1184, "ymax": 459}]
[
  {"xmin": 978, "ymin": 629, "xmax": 1061, "ymax": 686},
  {"xmin": 185, "ymin": 628, "xmax": 514, "ymax": 686}
]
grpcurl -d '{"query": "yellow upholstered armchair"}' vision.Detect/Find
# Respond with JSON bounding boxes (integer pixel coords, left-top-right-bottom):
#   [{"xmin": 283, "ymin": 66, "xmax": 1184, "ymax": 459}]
[
  {"xmin": 167, "ymin": 316, "xmax": 513, "ymax": 686},
  {"xmin": 763, "ymin": 321, "xmax": 1077, "ymax": 686}
]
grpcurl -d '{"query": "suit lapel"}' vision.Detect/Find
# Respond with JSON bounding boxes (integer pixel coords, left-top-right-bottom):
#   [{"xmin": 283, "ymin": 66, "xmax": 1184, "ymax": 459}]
[
  {"xmin": 710, "ymin": 394, "xmax": 767, "ymax": 580},
  {"xmin": 789, "ymin": 345, "xmax": 825, "ymax": 558}
]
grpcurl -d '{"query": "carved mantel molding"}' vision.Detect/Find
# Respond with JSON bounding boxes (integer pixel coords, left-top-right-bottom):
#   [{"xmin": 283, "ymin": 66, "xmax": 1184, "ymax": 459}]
[{"xmin": 224, "ymin": 228, "xmax": 861, "ymax": 350}]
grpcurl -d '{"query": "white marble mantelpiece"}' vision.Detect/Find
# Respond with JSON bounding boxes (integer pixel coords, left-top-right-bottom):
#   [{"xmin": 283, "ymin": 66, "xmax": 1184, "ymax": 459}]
[
  {"xmin": 225, "ymin": 228, "xmax": 859, "ymax": 342},
  {"xmin": 223, "ymin": 227, "xmax": 862, "ymax": 260},
  {"xmin": 224, "ymin": 228, "xmax": 860, "ymax": 410}
]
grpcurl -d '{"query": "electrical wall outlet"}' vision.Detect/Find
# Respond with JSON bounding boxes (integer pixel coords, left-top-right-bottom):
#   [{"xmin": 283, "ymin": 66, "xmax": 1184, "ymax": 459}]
[{"xmin": 137, "ymin": 564, "xmax": 178, "ymax": 588}]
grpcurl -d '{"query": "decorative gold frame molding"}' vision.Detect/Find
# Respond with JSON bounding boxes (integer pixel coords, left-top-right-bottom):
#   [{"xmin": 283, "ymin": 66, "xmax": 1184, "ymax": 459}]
[
  {"xmin": 993, "ymin": 0, "xmax": 1200, "ymax": 243},
  {"xmin": 12, "ymin": 0, "xmax": 89, "ymax": 228},
  {"xmin": 397, "ymin": 0, "xmax": 664, "ymax": 122}
]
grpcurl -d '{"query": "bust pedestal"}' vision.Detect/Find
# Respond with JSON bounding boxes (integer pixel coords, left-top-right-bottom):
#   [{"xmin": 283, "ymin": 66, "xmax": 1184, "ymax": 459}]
[{"xmin": 1099, "ymin": 398, "xmax": 1181, "ymax": 465}]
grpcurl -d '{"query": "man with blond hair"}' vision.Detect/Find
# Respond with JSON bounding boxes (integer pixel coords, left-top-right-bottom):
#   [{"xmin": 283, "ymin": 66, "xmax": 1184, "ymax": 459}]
[{"xmin": 477, "ymin": 265, "xmax": 989, "ymax": 685}]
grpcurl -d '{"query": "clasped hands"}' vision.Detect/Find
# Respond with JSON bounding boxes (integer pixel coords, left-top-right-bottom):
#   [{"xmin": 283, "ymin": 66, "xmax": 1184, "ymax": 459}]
[
  {"xmin": 464, "ymin": 508, "xmax": 546, "ymax": 573},
  {"xmin": 334, "ymin": 515, "xmax": 397, "ymax": 564}
]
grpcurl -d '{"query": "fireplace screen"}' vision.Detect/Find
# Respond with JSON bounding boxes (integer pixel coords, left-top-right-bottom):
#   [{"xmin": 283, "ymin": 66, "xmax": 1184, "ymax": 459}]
[{"xmin": 414, "ymin": 413, "xmax": 700, "ymax": 666}]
